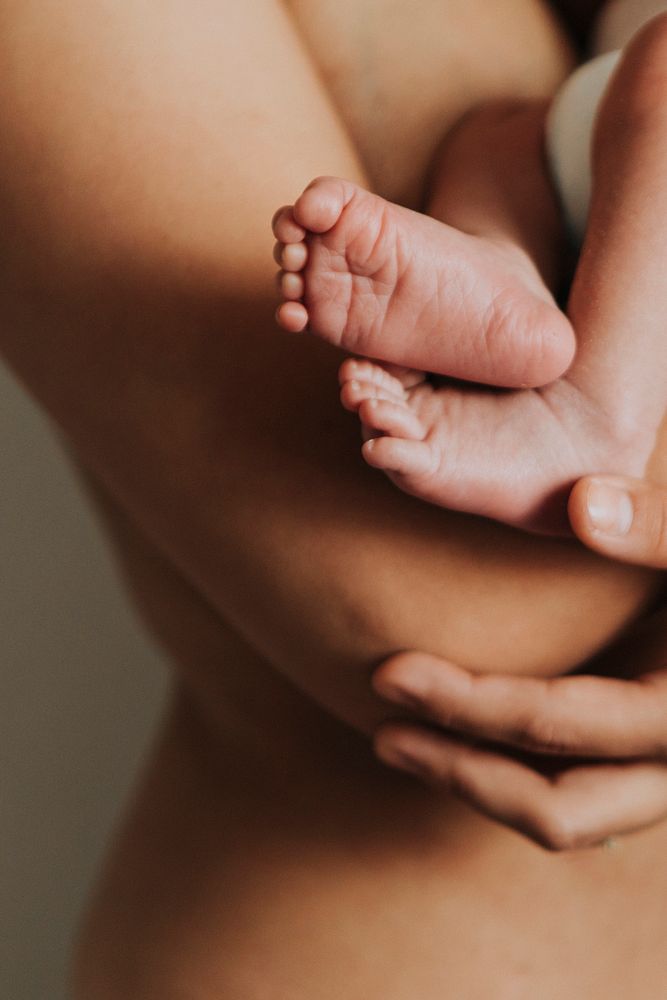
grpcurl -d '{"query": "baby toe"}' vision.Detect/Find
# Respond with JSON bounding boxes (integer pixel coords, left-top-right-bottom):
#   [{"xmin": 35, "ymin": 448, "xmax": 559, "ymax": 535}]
[
  {"xmin": 362, "ymin": 437, "xmax": 436, "ymax": 478},
  {"xmin": 338, "ymin": 359, "xmax": 407, "ymax": 397},
  {"xmin": 272, "ymin": 206, "xmax": 306, "ymax": 243},
  {"xmin": 273, "ymin": 241, "xmax": 285, "ymax": 266},
  {"xmin": 340, "ymin": 378, "xmax": 406, "ymax": 412},
  {"xmin": 380, "ymin": 365, "xmax": 429, "ymax": 390},
  {"xmin": 358, "ymin": 398, "xmax": 425, "ymax": 440},
  {"xmin": 276, "ymin": 301, "xmax": 309, "ymax": 333},
  {"xmin": 281, "ymin": 272, "xmax": 305, "ymax": 301},
  {"xmin": 293, "ymin": 177, "xmax": 355, "ymax": 234},
  {"xmin": 281, "ymin": 242, "xmax": 309, "ymax": 272}
]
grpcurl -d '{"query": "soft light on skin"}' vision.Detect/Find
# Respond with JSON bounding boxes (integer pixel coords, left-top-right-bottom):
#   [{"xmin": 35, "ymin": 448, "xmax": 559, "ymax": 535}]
[
  {"xmin": 546, "ymin": 51, "xmax": 622, "ymax": 242},
  {"xmin": 570, "ymin": 475, "xmax": 667, "ymax": 570},
  {"xmin": 585, "ymin": 479, "xmax": 635, "ymax": 535},
  {"xmin": 595, "ymin": 0, "xmax": 667, "ymax": 53}
]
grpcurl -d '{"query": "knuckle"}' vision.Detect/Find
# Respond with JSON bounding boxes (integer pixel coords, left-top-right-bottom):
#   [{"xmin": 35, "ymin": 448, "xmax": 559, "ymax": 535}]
[
  {"xmin": 375, "ymin": 653, "xmax": 428, "ymax": 701},
  {"xmin": 532, "ymin": 812, "xmax": 581, "ymax": 853},
  {"xmin": 515, "ymin": 713, "xmax": 569, "ymax": 755},
  {"xmin": 447, "ymin": 760, "xmax": 475, "ymax": 800}
]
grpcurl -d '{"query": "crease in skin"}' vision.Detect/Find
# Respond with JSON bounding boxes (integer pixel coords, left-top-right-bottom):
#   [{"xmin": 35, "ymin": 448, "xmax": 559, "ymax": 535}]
[
  {"xmin": 7, "ymin": 1, "xmax": 667, "ymax": 995},
  {"xmin": 276, "ymin": 21, "xmax": 667, "ymax": 536}
]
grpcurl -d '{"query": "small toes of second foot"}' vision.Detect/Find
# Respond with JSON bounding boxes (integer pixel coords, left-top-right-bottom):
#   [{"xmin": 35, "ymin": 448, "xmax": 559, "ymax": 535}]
[
  {"xmin": 362, "ymin": 436, "xmax": 436, "ymax": 478},
  {"xmin": 338, "ymin": 358, "xmax": 407, "ymax": 396},
  {"xmin": 358, "ymin": 398, "xmax": 425, "ymax": 440},
  {"xmin": 339, "ymin": 377, "xmax": 406, "ymax": 412}
]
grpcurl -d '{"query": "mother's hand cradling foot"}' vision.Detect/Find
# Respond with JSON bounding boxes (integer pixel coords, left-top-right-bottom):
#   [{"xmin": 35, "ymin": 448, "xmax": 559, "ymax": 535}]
[
  {"xmin": 569, "ymin": 474, "xmax": 667, "ymax": 569},
  {"xmin": 368, "ymin": 24, "xmax": 667, "ymax": 849},
  {"xmin": 371, "ymin": 475, "xmax": 667, "ymax": 852}
]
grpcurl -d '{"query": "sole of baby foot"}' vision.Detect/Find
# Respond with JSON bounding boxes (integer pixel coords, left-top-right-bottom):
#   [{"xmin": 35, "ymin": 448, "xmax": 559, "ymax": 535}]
[
  {"xmin": 340, "ymin": 359, "xmax": 652, "ymax": 535},
  {"xmin": 273, "ymin": 176, "xmax": 576, "ymax": 388}
]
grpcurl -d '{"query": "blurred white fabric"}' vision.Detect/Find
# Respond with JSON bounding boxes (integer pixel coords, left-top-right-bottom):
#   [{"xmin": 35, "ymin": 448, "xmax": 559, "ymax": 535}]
[
  {"xmin": 0, "ymin": 362, "xmax": 166, "ymax": 1000},
  {"xmin": 546, "ymin": 50, "xmax": 622, "ymax": 242},
  {"xmin": 546, "ymin": 0, "xmax": 667, "ymax": 243}
]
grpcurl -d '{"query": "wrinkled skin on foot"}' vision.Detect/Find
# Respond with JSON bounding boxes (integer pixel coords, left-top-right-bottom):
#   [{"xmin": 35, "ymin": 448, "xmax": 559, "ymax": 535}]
[
  {"xmin": 339, "ymin": 358, "xmax": 647, "ymax": 533},
  {"xmin": 273, "ymin": 177, "xmax": 576, "ymax": 389},
  {"xmin": 275, "ymin": 21, "xmax": 667, "ymax": 534}
]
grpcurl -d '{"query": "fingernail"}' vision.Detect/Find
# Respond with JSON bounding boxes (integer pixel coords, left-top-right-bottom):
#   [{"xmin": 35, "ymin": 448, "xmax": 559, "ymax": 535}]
[{"xmin": 586, "ymin": 481, "xmax": 634, "ymax": 536}]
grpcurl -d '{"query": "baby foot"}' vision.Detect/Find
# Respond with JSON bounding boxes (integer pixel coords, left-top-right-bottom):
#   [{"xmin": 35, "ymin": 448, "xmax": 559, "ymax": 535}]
[
  {"xmin": 272, "ymin": 177, "xmax": 576, "ymax": 388},
  {"xmin": 339, "ymin": 358, "xmax": 650, "ymax": 534},
  {"xmin": 341, "ymin": 20, "xmax": 667, "ymax": 533}
]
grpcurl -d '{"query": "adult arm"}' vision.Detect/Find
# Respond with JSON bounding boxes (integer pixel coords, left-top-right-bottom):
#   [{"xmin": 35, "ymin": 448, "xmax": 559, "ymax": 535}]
[
  {"xmin": 0, "ymin": 0, "xmax": 656, "ymax": 737},
  {"xmin": 372, "ymin": 23, "xmax": 667, "ymax": 844},
  {"xmin": 373, "ymin": 474, "xmax": 667, "ymax": 850}
]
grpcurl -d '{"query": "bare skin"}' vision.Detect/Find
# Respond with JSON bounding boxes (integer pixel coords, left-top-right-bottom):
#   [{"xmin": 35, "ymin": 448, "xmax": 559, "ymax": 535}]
[
  {"xmin": 0, "ymin": 0, "xmax": 639, "ymax": 742},
  {"xmin": 74, "ymin": 494, "xmax": 667, "ymax": 999},
  {"xmin": 0, "ymin": 1, "xmax": 665, "ymax": 998},
  {"xmin": 273, "ymin": 173, "xmax": 575, "ymax": 388},
  {"xmin": 371, "ymin": 469, "xmax": 667, "ymax": 848},
  {"xmin": 275, "ymin": 32, "xmax": 667, "ymax": 534}
]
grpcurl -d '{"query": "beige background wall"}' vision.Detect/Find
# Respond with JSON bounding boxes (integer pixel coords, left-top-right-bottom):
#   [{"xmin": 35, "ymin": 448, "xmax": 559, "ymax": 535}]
[{"xmin": 1, "ymin": 362, "xmax": 166, "ymax": 1000}]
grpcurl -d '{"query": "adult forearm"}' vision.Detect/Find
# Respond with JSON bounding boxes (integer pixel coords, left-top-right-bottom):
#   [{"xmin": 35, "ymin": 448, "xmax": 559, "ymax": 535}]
[
  {"xmin": 0, "ymin": 0, "xmax": 657, "ymax": 739},
  {"xmin": 0, "ymin": 0, "xmax": 434, "ymax": 728},
  {"xmin": 0, "ymin": 0, "xmax": 374, "ymax": 673},
  {"xmin": 0, "ymin": 0, "xmax": 360, "ymax": 416}
]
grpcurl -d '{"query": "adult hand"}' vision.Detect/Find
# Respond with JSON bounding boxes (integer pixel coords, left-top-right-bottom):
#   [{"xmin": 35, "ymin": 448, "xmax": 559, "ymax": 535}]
[
  {"xmin": 372, "ymin": 474, "xmax": 667, "ymax": 852},
  {"xmin": 371, "ymin": 23, "xmax": 667, "ymax": 850},
  {"xmin": 568, "ymin": 474, "xmax": 667, "ymax": 569}
]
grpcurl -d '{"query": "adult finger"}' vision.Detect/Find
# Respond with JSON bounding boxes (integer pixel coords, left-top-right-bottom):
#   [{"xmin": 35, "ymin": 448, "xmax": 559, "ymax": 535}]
[
  {"xmin": 373, "ymin": 652, "xmax": 667, "ymax": 758},
  {"xmin": 564, "ymin": 21, "xmax": 667, "ymax": 448},
  {"xmin": 569, "ymin": 475, "xmax": 667, "ymax": 569},
  {"xmin": 374, "ymin": 723, "xmax": 667, "ymax": 851}
]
